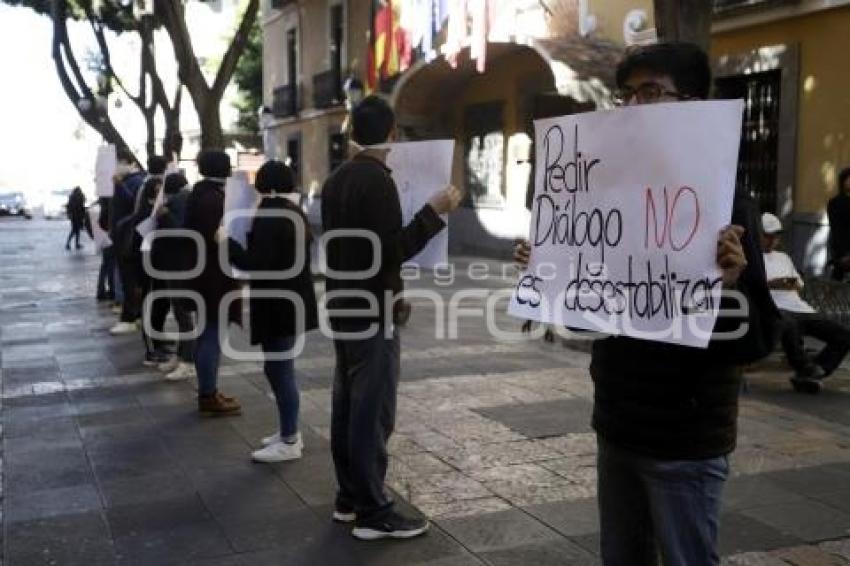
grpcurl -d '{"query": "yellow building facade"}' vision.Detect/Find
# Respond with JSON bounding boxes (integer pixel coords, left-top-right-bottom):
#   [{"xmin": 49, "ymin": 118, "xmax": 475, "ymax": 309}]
[{"xmin": 712, "ymin": 1, "xmax": 850, "ymax": 272}]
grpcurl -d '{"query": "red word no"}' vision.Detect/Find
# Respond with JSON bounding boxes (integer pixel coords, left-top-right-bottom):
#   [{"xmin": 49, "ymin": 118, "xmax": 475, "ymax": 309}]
[{"xmin": 644, "ymin": 186, "xmax": 701, "ymax": 252}]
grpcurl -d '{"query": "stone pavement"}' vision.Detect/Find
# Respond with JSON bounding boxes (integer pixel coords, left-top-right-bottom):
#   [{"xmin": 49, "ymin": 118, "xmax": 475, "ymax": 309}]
[{"xmin": 2, "ymin": 218, "xmax": 850, "ymax": 566}]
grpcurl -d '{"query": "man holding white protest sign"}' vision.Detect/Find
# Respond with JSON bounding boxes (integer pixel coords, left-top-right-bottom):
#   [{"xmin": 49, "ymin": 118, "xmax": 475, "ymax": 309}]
[
  {"xmin": 514, "ymin": 43, "xmax": 777, "ymax": 565},
  {"xmin": 322, "ymin": 96, "xmax": 462, "ymax": 541}
]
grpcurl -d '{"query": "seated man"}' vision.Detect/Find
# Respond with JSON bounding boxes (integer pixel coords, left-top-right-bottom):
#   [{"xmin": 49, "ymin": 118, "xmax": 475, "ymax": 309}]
[{"xmin": 761, "ymin": 212, "xmax": 850, "ymax": 392}]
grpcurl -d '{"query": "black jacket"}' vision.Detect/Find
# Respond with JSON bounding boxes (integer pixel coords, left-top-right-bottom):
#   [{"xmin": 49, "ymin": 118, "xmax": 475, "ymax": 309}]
[
  {"xmin": 828, "ymin": 193, "xmax": 850, "ymax": 280},
  {"xmin": 321, "ymin": 153, "xmax": 445, "ymax": 329},
  {"xmin": 590, "ymin": 191, "xmax": 779, "ymax": 460},
  {"xmin": 151, "ymin": 189, "xmax": 191, "ymax": 274},
  {"xmin": 229, "ymin": 197, "xmax": 319, "ymax": 344},
  {"xmin": 184, "ymin": 179, "xmax": 240, "ymax": 323}
]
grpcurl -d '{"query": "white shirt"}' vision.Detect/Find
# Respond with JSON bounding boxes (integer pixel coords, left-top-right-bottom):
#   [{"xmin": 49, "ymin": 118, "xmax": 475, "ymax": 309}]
[{"xmin": 763, "ymin": 250, "xmax": 816, "ymax": 314}]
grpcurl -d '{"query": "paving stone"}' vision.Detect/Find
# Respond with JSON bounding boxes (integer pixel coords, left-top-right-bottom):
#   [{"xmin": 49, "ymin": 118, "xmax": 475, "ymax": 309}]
[
  {"xmin": 479, "ymin": 538, "xmax": 599, "ymax": 565},
  {"xmin": 5, "ymin": 511, "xmax": 117, "ymax": 566},
  {"xmin": 98, "ymin": 471, "xmax": 197, "ymax": 509},
  {"xmin": 474, "ymin": 399, "xmax": 593, "ymax": 438},
  {"xmin": 523, "ymin": 497, "xmax": 600, "ymax": 537},
  {"xmin": 5, "ymin": 445, "xmax": 93, "ymax": 493},
  {"xmin": 4, "ymin": 482, "xmax": 103, "ymax": 524},
  {"xmin": 741, "ymin": 500, "xmax": 850, "ymax": 542},
  {"xmin": 719, "ymin": 511, "xmax": 804, "ymax": 556},
  {"xmin": 724, "ymin": 474, "xmax": 808, "ymax": 510},
  {"xmin": 113, "ymin": 520, "xmax": 234, "ymax": 566},
  {"xmin": 761, "ymin": 465, "xmax": 850, "ymax": 499},
  {"xmin": 437, "ymin": 509, "xmax": 560, "ymax": 553},
  {"xmin": 771, "ymin": 545, "xmax": 842, "ymax": 566}
]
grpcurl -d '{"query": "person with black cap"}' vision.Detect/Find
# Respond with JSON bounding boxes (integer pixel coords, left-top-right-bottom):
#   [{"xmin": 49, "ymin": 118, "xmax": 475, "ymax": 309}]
[
  {"xmin": 183, "ymin": 150, "xmax": 241, "ymax": 416},
  {"xmin": 227, "ymin": 160, "xmax": 318, "ymax": 462},
  {"xmin": 762, "ymin": 212, "xmax": 850, "ymax": 392}
]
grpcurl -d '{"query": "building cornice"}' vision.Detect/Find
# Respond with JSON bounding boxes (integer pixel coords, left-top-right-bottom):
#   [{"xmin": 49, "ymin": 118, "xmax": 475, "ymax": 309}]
[{"xmin": 712, "ymin": 0, "xmax": 850, "ymax": 33}]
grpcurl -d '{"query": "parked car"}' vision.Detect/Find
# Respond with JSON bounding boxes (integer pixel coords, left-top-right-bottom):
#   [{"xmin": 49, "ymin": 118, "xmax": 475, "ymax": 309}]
[
  {"xmin": 0, "ymin": 192, "xmax": 32, "ymax": 219},
  {"xmin": 43, "ymin": 189, "xmax": 72, "ymax": 219}
]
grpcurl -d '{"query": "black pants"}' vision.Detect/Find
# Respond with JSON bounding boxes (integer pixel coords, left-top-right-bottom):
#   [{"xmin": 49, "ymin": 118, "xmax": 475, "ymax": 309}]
[
  {"xmin": 66, "ymin": 225, "xmax": 82, "ymax": 248},
  {"xmin": 117, "ymin": 255, "xmax": 142, "ymax": 323},
  {"xmin": 780, "ymin": 310, "xmax": 850, "ymax": 376},
  {"xmin": 97, "ymin": 246, "xmax": 115, "ymax": 298},
  {"xmin": 331, "ymin": 325, "xmax": 400, "ymax": 520},
  {"xmin": 141, "ymin": 276, "xmax": 171, "ymax": 355}
]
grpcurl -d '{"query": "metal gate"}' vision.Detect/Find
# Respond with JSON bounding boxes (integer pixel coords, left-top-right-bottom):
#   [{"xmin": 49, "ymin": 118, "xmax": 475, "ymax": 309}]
[{"xmin": 715, "ymin": 69, "xmax": 782, "ymax": 214}]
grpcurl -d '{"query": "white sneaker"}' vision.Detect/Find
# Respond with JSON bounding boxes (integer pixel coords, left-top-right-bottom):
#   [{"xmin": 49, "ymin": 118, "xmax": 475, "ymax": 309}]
[
  {"xmin": 251, "ymin": 440, "xmax": 303, "ymax": 463},
  {"xmin": 158, "ymin": 357, "xmax": 181, "ymax": 373},
  {"xmin": 261, "ymin": 431, "xmax": 303, "ymax": 448},
  {"xmin": 165, "ymin": 362, "xmax": 195, "ymax": 382},
  {"xmin": 109, "ymin": 321, "xmax": 138, "ymax": 335}
]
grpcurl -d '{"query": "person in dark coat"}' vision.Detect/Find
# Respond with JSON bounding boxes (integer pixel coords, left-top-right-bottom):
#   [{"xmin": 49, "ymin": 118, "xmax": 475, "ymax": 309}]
[
  {"xmin": 149, "ymin": 173, "xmax": 197, "ymax": 382},
  {"xmin": 183, "ymin": 150, "xmax": 241, "ymax": 416},
  {"xmin": 827, "ymin": 167, "xmax": 850, "ymax": 281},
  {"xmin": 228, "ymin": 160, "xmax": 318, "ymax": 462},
  {"xmin": 109, "ymin": 152, "xmax": 153, "ymax": 335},
  {"xmin": 65, "ymin": 186, "xmax": 87, "ymax": 250}
]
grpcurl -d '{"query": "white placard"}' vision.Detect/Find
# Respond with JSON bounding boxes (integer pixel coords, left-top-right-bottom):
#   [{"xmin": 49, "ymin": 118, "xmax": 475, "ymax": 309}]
[
  {"xmin": 381, "ymin": 140, "xmax": 454, "ymax": 269},
  {"xmin": 508, "ymin": 100, "xmax": 744, "ymax": 348},
  {"xmin": 223, "ymin": 171, "xmax": 259, "ymax": 249},
  {"xmin": 135, "ymin": 216, "xmax": 156, "ymax": 238},
  {"xmin": 95, "ymin": 144, "xmax": 117, "ymax": 198}
]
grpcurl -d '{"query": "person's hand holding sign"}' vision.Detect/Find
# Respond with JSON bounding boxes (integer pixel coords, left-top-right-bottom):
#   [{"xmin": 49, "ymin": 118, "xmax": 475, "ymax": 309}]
[
  {"xmin": 428, "ymin": 185, "xmax": 463, "ymax": 215},
  {"xmin": 717, "ymin": 225, "xmax": 747, "ymax": 288},
  {"xmin": 514, "ymin": 239, "xmax": 531, "ymax": 269}
]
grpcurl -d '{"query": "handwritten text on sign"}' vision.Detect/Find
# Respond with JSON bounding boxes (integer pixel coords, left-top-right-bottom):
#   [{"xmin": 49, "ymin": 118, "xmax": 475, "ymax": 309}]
[{"xmin": 508, "ymin": 101, "xmax": 744, "ymax": 348}]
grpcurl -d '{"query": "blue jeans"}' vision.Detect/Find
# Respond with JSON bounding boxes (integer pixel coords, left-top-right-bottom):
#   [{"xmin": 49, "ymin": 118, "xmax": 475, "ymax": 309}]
[
  {"xmin": 195, "ymin": 322, "xmax": 221, "ymax": 397},
  {"xmin": 261, "ymin": 335, "xmax": 299, "ymax": 437},
  {"xmin": 597, "ymin": 438, "xmax": 729, "ymax": 566}
]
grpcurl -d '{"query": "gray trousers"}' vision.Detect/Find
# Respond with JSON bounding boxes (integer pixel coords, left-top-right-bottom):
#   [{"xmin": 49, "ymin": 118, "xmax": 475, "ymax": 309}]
[{"xmin": 331, "ymin": 325, "xmax": 400, "ymax": 520}]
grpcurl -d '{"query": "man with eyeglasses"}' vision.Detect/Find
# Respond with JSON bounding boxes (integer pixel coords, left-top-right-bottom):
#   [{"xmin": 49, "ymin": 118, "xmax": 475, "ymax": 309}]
[{"xmin": 515, "ymin": 43, "xmax": 777, "ymax": 565}]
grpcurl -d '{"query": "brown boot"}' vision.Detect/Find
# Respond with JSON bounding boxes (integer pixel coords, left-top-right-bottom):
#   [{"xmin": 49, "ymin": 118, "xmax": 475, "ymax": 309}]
[{"xmin": 198, "ymin": 391, "xmax": 241, "ymax": 417}]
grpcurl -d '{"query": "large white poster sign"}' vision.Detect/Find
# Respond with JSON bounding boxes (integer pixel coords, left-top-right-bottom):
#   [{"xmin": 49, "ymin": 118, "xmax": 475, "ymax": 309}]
[
  {"xmin": 382, "ymin": 140, "xmax": 455, "ymax": 269},
  {"xmin": 95, "ymin": 144, "xmax": 117, "ymax": 198},
  {"xmin": 508, "ymin": 101, "xmax": 744, "ymax": 348}
]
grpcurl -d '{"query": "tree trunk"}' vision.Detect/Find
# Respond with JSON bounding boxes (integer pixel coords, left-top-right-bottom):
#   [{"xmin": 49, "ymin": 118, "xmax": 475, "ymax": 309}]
[
  {"xmin": 653, "ymin": 0, "xmax": 713, "ymax": 50},
  {"xmin": 156, "ymin": 0, "xmax": 259, "ymax": 150},
  {"xmin": 199, "ymin": 103, "xmax": 225, "ymax": 149}
]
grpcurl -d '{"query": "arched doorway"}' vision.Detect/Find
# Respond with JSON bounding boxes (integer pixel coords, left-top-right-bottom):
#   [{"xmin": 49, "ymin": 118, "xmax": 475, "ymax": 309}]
[{"xmin": 392, "ymin": 39, "xmax": 620, "ymax": 257}]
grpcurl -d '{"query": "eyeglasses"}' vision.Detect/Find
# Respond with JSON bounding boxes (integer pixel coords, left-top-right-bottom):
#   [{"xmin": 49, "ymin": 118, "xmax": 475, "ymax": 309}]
[{"xmin": 612, "ymin": 82, "xmax": 693, "ymax": 106}]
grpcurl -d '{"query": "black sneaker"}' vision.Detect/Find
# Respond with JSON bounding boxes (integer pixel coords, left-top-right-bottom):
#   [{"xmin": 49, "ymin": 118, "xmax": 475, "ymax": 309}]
[
  {"xmin": 143, "ymin": 351, "xmax": 171, "ymax": 367},
  {"xmin": 791, "ymin": 377, "xmax": 823, "ymax": 394},
  {"xmin": 351, "ymin": 511, "xmax": 429, "ymax": 541}
]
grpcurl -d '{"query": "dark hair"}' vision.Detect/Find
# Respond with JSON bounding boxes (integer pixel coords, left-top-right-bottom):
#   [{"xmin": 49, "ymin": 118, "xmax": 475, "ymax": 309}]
[
  {"xmin": 116, "ymin": 147, "xmax": 135, "ymax": 164},
  {"xmin": 163, "ymin": 173, "xmax": 189, "ymax": 195},
  {"xmin": 255, "ymin": 160, "xmax": 296, "ymax": 194},
  {"xmin": 839, "ymin": 167, "xmax": 850, "ymax": 192},
  {"xmin": 197, "ymin": 150, "xmax": 232, "ymax": 178},
  {"xmin": 351, "ymin": 95, "xmax": 395, "ymax": 146},
  {"xmin": 616, "ymin": 42, "xmax": 712, "ymax": 100},
  {"xmin": 141, "ymin": 177, "xmax": 162, "ymax": 202},
  {"xmin": 147, "ymin": 155, "xmax": 168, "ymax": 176}
]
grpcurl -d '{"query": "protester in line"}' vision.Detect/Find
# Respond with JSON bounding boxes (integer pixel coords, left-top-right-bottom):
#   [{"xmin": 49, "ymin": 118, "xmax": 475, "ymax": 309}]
[
  {"xmin": 827, "ymin": 167, "xmax": 850, "ymax": 281},
  {"xmin": 131, "ymin": 175, "xmax": 174, "ymax": 367},
  {"xmin": 65, "ymin": 186, "xmax": 88, "ymax": 250},
  {"xmin": 184, "ymin": 150, "xmax": 241, "ymax": 416},
  {"xmin": 322, "ymin": 96, "xmax": 462, "ymax": 540},
  {"xmin": 228, "ymin": 160, "xmax": 318, "ymax": 462},
  {"xmin": 761, "ymin": 212, "xmax": 850, "ymax": 392},
  {"xmin": 149, "ymin": 172, "xmax": 197, "ymax": 382},
  {"xmin": 109, "ymin": 153, "xmax": 153, "ymax": 335},
  {"xmin": 95, "ymin": 196, "xmax": 115, "ymax": 302},
  {"xmin": 515, "ymin": 43, "xmax": 778, "ymax": 565}
]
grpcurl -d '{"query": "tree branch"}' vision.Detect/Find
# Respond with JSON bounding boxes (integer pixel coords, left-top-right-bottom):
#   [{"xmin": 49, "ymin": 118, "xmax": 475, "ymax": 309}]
[{"xmin": 211, "ymin": 0, "xmax": 259, "ymax": 99}]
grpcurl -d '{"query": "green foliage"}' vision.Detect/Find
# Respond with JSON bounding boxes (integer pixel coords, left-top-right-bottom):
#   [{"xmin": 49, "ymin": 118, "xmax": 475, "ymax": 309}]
[
  {"xmin": 2, "ymin": 0, "xmax": 141, "ymax": 32},
  {"xmin": 233, "ymin": 16, "xmax": 261, "ymax": 133}
]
